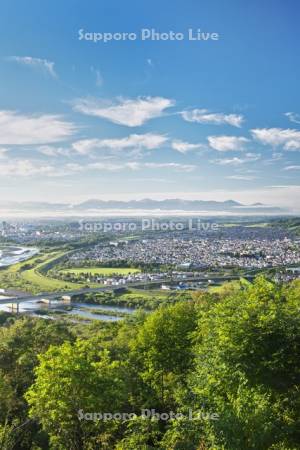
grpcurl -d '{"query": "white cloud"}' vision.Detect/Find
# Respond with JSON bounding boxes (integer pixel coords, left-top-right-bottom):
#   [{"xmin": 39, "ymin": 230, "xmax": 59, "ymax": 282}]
[
  {"xmin": 80, "ymin": 161, "xmax": 196, "ymax": 173},
  {"xmin": 171, "ymin": 139, "xmax": 204, "ymax": 153},
  {"xmin": 251, "ymin": 128, "xmax": 300, "ymax": 151},
  {"xmin": 212, "ymin": 153, "xmax": 261, "ymax": 166},
  {"xmin": 0, "ymin": 159, "xmax": 59, "ymax": 177},
  {"xmin": 285, "ymin": 112, "xmax": 300, "ymax": 125},
  {"xmin": 87, "ymin": 162, "xmax": 128, "ymax": 172},
  {"xmin": 213, "ymin": 157, "xmax": 245, "ymax": 166},
  {"xmin": 72, "ymin": 96, "xmax": 175, "ymax": 126},
  {"xmin": 0, "ymin": 159, "xmax": 129, "ymax": 177},
  {"xmin": 72, "ymin": 133, "xmax": 168, "ymax": 154},
  {"xmin": 0, "ymin": 155, "xmax": 196, "ymax": 177},
  {"xmin": 181, "ymin": 109, "xmax": 244, "ymax": 127},
  {"xmin": 8, "ymin": 56, "xmax": 57, "ymax": 78},
  {"xmin": 226, "ymin": 175, "xmax": 257, "ymax": 180},
  {"xmin": 283, "ymin": 165, "xmax": 300, "ymax": 171},
  {"xmin": 208, "ymin": 135, "xmax": 249, "ymax": 151},
  {"xmin": 143, "ymin": 162, "xmax": 196, "ymax": 172},
  {"xmin": 0, "ymin": 111, "xmax": 76, "ymax": 145}
]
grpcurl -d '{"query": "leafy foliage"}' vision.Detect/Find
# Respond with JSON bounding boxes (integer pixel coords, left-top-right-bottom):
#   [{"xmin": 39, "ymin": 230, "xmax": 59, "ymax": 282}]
[{"xmin": 0, "ymin": 277, "xmax": 299, "ymax": 449}]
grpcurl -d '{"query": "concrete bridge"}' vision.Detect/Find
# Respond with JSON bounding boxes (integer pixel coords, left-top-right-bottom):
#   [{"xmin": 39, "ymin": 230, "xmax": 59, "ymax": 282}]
[
  {"xmin": 3, "ymin": 294, "xmax": 72, "ymax": 314},
  {"xmin": 39, "ymin": 295, "xmax": 71, "ymax": 307},
  {"xmin": 7, "ymin": 302, "xmax": 20, "ymax": 314}
]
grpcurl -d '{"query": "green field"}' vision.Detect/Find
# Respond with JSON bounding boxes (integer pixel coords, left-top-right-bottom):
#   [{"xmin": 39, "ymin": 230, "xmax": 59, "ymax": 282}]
[
  {"xmin": 222, "ymin": 222, "xmax": 270, "ymax": 228},
  {"xmin": 0, "ymin": 251, "xmax": 85, "ymax": 294},
  {"xmin": 60, "ymin": 267, "xmax": 141, "ymax": 276}
]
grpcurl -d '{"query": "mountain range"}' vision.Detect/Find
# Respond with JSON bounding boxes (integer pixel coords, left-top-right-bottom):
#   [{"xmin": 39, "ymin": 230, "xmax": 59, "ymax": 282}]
[{"xmin": 0, "ymin": 199, "xmax": 285, "ymax": 214}]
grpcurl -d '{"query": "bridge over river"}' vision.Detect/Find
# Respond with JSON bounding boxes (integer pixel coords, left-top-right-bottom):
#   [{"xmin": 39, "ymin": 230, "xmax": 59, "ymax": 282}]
[{"xmin": 0, "ymin": 273, "xmax": 253, "ymax": 314}]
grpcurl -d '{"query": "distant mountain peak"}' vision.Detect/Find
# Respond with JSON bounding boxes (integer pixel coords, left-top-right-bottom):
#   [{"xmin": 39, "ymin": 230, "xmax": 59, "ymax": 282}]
[{"xmin": 223, "ymin": 199, "xmax": 242, "ymax": 206}]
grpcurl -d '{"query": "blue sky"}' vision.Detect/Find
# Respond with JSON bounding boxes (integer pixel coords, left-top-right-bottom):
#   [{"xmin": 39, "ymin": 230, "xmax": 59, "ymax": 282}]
[{"xmin": 0, "ymin": 0, "xmax": 300, "ymax": 210}]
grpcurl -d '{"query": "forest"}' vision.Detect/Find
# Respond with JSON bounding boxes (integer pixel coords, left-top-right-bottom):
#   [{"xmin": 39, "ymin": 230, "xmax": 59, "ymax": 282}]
[{"xmin": 0, "ymin": 276, "xmax": 299, "ymax": 449}]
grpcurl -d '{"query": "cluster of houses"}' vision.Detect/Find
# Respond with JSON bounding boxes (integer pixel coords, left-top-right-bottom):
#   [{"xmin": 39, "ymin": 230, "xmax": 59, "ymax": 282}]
[{"xmin": 69, "ymin": 236, "xmax": 300, "ymax": 270}]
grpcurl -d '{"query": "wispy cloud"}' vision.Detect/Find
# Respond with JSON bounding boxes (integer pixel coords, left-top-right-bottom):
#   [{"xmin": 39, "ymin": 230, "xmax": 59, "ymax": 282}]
[
  {"xmin": 208, "ymin": 135, "xmax": 249, "ymax": 151},
  {"xmin": 0, "ymin": 159, "xmax": 59, "ymax": 177},
  {"xmin": 212, "ymin": 157, "xmax": 245, "ymax": 166},
  {"xmin": 72, "ymin": 96, "xmax": 175, "ymax": 127},
  {"xmin": 143, "ymin": 162, "xmax": 196, "ymax": 172},
  {"xmin": 0, "ymin": 150, "xmax": 81, "ymax": 177},
  {"xmin": 271, "ymin": 152, "xmax": 283, "ymax": 161},
  {"xmin": 91, "ymin": 66, "xmax": 103, "ymax": 87},
  {"xmin": 212, "ymin": 153, "xmax": 261, "ymax": 166},
  {"xmin": 0, "ymin": 111, "xmax": 76, "ymax": 145},
  {"xmin": 37, "ymin": 146, "xmax": 70, "ymax": 157},
  {"xmin": 181, "ymin": 109, "xmax": 244, "ymax": 127},
  {"xmin": 283, "ymin": 165, "xmax": 300, "ymax": 171},
  {"xmin": 72, "ymin": 133, "xmax": 168, "ymax": 154},
  {"xmin": 85, "ymin": 162, "xmax": 135, "ymax": 172},
  {"xmin": 171, "ymin": 139, "xmax": 205, "ymax": 153},
  {"xmin": 251, "ymin": 128, "xmax": 300, "ymax": 151},
  {"xmin": 226, "ymin": 175, "xmax": 257, "ymax": 180},
  {"xmin": 4, "ymin": 160, "xmax": 196, "ymax": 177},
  {"xmin": 285, "ymin": 112, "xmax": 300, "ymax": 125},
  {"xmin": 8, "ymin": 56, "xmax": 57, "ymax": 78},
  {"xmin": 87, "ymin": 161, "xmax": 196, "ymax": 173}
]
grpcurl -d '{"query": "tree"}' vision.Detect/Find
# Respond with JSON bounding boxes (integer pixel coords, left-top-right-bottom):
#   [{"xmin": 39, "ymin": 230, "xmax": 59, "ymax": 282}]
[
  {"xmin": 130, "ymin": 301, "xmax": 198, "ymax": 409},
  {"xmin": 26, "ymin": 339, "xmax": 127, "ymax": 449},
  {"xmin": 0, "ymin": 318, "xmax": 74, "ymax": 448},
  {"xmin": 185, "ymin": 277, "xmax": 300, "ymax": 449}
]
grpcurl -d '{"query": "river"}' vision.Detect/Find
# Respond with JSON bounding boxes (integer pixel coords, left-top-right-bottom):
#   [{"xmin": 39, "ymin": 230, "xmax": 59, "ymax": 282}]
[
  {"xmin": 0, "ymin": 245, "xmax": 39, "ymax": 267},
  {"xmin": 0, "ymin": 298, "xmax": 134, "ymax": 322},
  {"xmin": 0, "ymin": 245, "xmax": 133, "ymax": 321}
]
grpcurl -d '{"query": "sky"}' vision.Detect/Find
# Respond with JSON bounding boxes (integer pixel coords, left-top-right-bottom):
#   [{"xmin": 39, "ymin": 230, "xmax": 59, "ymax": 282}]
[{"xmin": 0, "ymin": 0, "xmax": 300, "ymax": 211}]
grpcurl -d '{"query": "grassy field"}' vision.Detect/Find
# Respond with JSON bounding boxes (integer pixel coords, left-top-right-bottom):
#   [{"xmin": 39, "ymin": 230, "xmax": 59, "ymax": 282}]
[
  {"xmin": 0, "ymin": 251, "xmax": 86, "ymax": 294},
  {"xmin": 60, "ymin": 267, "xmax": 141, "ymax": 276},
  {"xmin": 222, "ymin": 222, "xmax": 270, "ymax": 228},
  {"xmin": 244, "ymin": 223, "xmax": 270, "ymax": 228}
]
